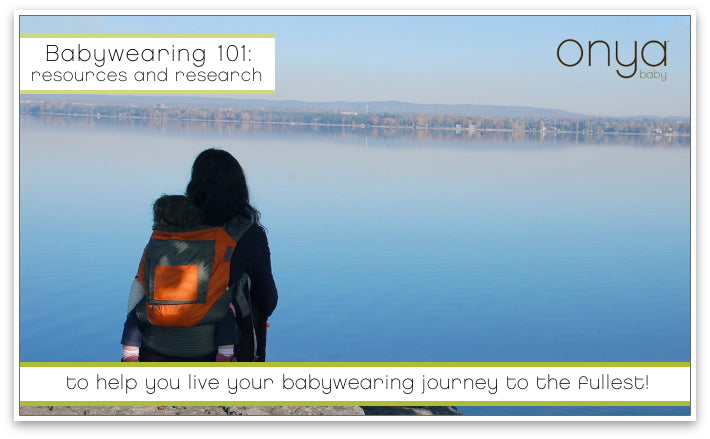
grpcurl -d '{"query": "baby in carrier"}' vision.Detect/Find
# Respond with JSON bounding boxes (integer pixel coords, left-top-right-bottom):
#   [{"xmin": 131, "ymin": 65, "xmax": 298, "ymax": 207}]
[{"xmin": 120, "ymin": 195, "xmax": 236, "ymax": 362}]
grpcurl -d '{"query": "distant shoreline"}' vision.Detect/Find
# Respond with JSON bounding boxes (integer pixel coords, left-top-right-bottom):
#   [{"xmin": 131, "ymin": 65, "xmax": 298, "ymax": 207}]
[{"xmin": 19, "ymin": 111, "xmax": 690, "ymax": 138}]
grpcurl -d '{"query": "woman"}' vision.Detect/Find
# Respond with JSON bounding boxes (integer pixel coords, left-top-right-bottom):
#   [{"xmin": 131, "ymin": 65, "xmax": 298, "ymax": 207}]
[{"xmin": 186, "ymin": 148, "xmax": 278, "ymax": 361}]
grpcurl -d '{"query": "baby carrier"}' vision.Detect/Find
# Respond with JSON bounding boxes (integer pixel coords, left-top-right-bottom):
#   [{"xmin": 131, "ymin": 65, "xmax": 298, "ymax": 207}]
[{"xmin": 135, "ymin": 218, "xmax": 253, "ymax": 359}]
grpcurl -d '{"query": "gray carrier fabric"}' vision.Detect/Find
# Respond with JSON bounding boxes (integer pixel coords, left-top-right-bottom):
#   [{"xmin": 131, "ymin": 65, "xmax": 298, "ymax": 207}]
[
  {"xmin": 142, "ymin": 324, "xmax": 217, "ymax": 358},
  {"xmin": 224, "ymin": 217, "xmax": 253, "ymax": 242}
]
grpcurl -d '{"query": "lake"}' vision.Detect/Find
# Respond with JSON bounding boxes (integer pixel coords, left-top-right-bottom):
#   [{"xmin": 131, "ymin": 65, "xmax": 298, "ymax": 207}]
[{"xmin": 18, "ymin": 115, "xmax": 691, "ymax": 415}]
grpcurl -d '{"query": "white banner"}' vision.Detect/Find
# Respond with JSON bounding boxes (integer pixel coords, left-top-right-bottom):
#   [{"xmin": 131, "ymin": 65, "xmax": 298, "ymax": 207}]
[
  {"xmin": 19, "ymin": 364, "xmax": 690, "ymax": 405},
  {"xmin": 19, "ymin": 35, "xmax": 275, "ymax": 93}
]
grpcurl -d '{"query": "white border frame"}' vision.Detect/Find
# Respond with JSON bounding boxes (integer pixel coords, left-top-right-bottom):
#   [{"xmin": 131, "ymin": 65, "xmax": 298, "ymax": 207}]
[{"xmin": 13, "ymin": 9, "xmax": 697, "ymax": 423}]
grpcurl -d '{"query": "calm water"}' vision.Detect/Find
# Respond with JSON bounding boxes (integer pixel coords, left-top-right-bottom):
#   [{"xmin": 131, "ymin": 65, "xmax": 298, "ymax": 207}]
[{"xmin": 18, "ymin": 115, "xmax": 691, "ymax": 415}]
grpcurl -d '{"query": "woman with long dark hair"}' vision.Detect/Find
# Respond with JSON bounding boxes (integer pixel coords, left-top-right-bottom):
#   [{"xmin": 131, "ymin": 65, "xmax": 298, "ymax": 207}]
[{"xmin": 186, "ymin": 148, "xmax": 278, "ymax": 361}]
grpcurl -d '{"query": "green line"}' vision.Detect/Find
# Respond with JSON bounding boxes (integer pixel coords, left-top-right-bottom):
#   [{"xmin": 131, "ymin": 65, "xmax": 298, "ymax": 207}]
[
  {"xmin": 20, "ymin": 90, "xmax": 276, "ymax": 95},
  {"xmin": 20, "ymin": 34, "xmax": 274, "ymax": 38},
  {"xmin": 20, "ymin": 401, "xmax": 691, "ymax": 407},
  {"xmin": 19, "ymin": 361, "xmax": 691, "ymax": 368}
]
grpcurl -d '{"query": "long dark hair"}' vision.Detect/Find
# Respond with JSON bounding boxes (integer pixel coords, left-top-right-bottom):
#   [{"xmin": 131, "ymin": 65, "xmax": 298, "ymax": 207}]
[{"xmin": 185, "ymin": 148, "xmax": 261, "ymax": 226}]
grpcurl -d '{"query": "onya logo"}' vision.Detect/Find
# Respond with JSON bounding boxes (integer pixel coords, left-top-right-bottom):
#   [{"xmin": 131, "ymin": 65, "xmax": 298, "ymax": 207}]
[{"xmin": 556, "ymin": 39, "xmax": 668, "ymax": 80}]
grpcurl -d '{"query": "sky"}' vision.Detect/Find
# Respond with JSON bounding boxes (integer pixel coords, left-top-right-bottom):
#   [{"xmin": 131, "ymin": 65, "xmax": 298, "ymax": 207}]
[{"xmin": 18, "ymin": 13, "xmax": 691, "ymax": 118}]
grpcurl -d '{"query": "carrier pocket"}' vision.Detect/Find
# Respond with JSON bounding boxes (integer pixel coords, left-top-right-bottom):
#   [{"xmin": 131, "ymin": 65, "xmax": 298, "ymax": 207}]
[{"xmin": 145, "ymin": 238, "xmax": 215, "ymax": 304}]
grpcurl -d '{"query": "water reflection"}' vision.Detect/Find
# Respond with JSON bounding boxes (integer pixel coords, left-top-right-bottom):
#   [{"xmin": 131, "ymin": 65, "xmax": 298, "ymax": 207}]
[{"xmin": 20, "ymin": 114, "xmax": 690, "ymax": 149}]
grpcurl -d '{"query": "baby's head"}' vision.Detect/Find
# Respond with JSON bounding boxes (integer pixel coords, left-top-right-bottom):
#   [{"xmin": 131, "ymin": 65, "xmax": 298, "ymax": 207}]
[{"xmin": 152, "ymin": 194, "xmax": 201, "ymax": 230}]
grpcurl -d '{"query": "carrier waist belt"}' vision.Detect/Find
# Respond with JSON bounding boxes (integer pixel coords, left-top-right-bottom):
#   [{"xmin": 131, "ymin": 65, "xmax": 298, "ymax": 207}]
[{"xmin": 141, "ymin": 324, "xmax": 216, "ymax": 358}]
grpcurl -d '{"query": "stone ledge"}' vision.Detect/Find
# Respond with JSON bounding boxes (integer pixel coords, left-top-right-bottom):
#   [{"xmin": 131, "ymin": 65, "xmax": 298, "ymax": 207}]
[{"xmin": 19, "ymin": 405, "xmax": 462, "ymax": 416}]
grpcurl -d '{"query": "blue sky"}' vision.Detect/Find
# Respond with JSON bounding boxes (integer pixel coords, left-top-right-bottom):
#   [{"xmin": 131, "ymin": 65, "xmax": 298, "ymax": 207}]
[{"xmin": 19, "ymin": 14, "xmax": 691, "ymax": 117}]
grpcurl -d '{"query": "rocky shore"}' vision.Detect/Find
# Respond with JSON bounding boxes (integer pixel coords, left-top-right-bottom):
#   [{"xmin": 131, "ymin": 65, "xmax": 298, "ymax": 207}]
[{"xmin": 20, "ymin": 405, "xmax": 462, "ymax": 417}]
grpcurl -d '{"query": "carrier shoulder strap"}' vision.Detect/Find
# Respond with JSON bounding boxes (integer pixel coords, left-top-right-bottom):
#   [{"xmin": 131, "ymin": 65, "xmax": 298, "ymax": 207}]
[
  {"xmin": 224, "ymin": 217, "xmax": 254, "ymax": 243},
  {"xmin": 233, "ymin": 272, "xmax": 252, "ymax": 319},
  {"xmin": 224, "ymin": 217, "xmax": 261, "ymax": 361}
]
